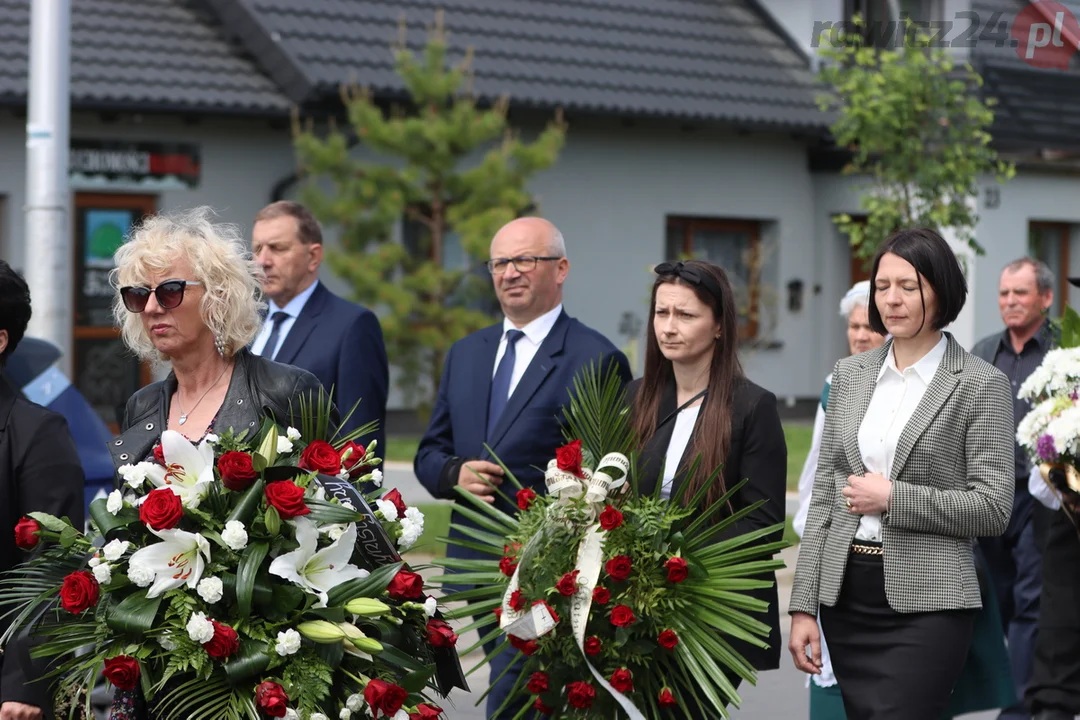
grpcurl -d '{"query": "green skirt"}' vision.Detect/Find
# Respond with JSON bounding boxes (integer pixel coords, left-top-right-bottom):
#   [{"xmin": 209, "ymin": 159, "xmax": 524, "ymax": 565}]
[{"xmin": 808, "ymin": 548, "xmax": 1015, "ymax": 720}]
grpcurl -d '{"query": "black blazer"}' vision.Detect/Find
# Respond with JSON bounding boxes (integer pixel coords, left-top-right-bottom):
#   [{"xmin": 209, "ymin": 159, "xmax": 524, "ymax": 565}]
[
  {"xmin": 0, "ymin": 376, "xmax": 84, "ymax": 715},
  {"xmin": 271, "ymin": 282, "xmax": 388, "ymax": 457},
  {"xmin": 631, "ymin": 375, "xmax": 787, "ymax": 671}
]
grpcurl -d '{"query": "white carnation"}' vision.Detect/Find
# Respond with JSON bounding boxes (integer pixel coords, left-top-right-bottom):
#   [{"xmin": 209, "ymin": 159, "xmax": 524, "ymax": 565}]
[
  {"xmin": 284, "ymin": 710, "xmax": 299, "ymax": 720},
  {"xmin": 424, "ymin": 596, "xmax": 438, "ymax": 618},
  {"xmin": 391, "ymin": 711, "xmax": 409, "ymax": 720},
  {"xmin": 158, "ymin": 632, "xmax": 177, "ymax": 651},
  {"xmin": 346, "ymin": 694, "xmax": 363, "ymax": 712},
  {"xmin": 286, "ymin": 426, "xmax": 301, "ymax": 441},
  {"xmin": 404, "ymin": 506, "xmax": 424, "ymax": 524},
  {"xmin": 119, "ymin": 462, "xmax": 152, "ymax": 489},
  {"xmin": 277, "ymin": 436, "xmax": 295, "ymax": 454},
  {"xmin": 197, "ymin": 576, "xmax": 224, "ymax": 603},
  {"xmin": 92, "ymin": 563, "xmax": 112, "ymax": 584},
  {"xmin": 327, "ymin": 524, "xmax": 346, "ymax": 542},
  {"xmin": 222, "ymin": 520, "xmax": 248, "ymax": 551},
  {"xmin": 128, "ymin": 561, "xmax": 155, "ymax": 587},
  {"xmin": 397, "ymin": 517, "xmax": 422, "ymax": 551},
  {"xmin": 339, "ymin": 710, "xmax": 352, "ymax": 720},
  {"xmin": 275, "ymin": 629, "xmax": 301, "ymax": 656},
  {"xmin": 123, "ymin": 492, "xmax": 137, "ymax": 505},
  {"xmin": 310, "ymin": 714, "xmax": 328, "ymax": 720},
  {"xmin": 375, "ymin": 499, "xmax": 399, "ymax": 522},
  {"xmin": 370, "ymin": 469, "xmax": 383, "ymax": 487},
  {"xmin": 103, "ymin": 539, "xmax": 130, "ymax": 562},
  {"xmin": 88, "ymin": 555, "xmax": 102, "ymax": 568},
  {"xmin": 106, "ymin": 490, "xmax": 124, "ymax": 515},
  {"xmin": 186, "ymin": 611, "xmax": 215, "ymax": 643}
]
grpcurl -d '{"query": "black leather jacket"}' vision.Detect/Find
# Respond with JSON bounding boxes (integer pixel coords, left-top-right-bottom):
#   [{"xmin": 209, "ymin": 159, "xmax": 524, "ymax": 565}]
[{"xmin": 107, "ymin": 349, "xmax": 327, "ymax": 476}]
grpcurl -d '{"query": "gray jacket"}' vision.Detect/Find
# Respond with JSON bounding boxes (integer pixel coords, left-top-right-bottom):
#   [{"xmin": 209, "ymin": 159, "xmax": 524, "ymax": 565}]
[{"xmin": 790, "ymin": 334, "xmax": 1014, "ymax": 615}]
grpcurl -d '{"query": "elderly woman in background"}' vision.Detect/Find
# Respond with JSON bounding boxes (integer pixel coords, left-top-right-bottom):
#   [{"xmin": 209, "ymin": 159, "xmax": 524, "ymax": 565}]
[
  {"xmin": 106, "ymin": 207, "xmax": 326, "ymax": 719},
  {"xmin": 792, "ymin": 280, "xmax": 884, "ymax": 717}
]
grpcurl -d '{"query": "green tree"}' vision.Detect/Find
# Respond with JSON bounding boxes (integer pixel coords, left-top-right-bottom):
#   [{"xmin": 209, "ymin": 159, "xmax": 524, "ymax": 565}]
[
  {"xmin": 817, "ymin": 19, "xmax": 1015, "ymax": 261},
  {"xmin": 293, "ymin": 16, "xmax": 566, "ymax": 414}
]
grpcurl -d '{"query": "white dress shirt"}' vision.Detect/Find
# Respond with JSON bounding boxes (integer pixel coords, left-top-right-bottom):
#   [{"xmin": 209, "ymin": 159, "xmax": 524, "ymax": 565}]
[
  {"xmin": 251, "ymin": 280, "xmax": 321, "ymax": 359},
  {"xmin": 855, "ymin": 334, "xmax": 948, "ymax": 542},
  {"xmin": 491, "ymin": 304, "xmax": 563, "ymax": 400},
  {"xmin": 660, "ymin": 404, "xmax": 702, "ymax": 500}
]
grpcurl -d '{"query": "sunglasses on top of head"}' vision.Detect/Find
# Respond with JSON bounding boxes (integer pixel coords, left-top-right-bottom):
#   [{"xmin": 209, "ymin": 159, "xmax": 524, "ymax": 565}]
[{"xmin": 120, "ymin": 280, "xmax": 202, "ymax": 313}]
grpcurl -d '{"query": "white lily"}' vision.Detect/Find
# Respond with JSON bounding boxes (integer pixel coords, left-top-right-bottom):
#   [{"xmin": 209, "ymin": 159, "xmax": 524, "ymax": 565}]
[
  {"xmin": 127, "ymin": 527, "xmax": 211, "ymax": 598},
  {"xmin": 268, "ymin": 517, "xmax": 368, "ymax": 607},
  {"xmin": 144, "ymin": 430, "xmax": 216, "ymax": 508}
]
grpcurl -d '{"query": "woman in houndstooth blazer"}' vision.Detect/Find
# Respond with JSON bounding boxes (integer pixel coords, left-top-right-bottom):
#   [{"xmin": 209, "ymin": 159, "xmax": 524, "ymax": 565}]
[{"xmin": 788, "ymin": 228, "xmax": 1015, "ymax": 720}]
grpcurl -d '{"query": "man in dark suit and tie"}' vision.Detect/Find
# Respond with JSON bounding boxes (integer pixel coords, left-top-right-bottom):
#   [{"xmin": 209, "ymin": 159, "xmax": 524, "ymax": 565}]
[
  {"xmin": 251, "ymin": 201, "xmax": 388, "ymax": 455},
  {"xmin": 414, "ymin": 217, "xmax": 631, "ymax": 718}
]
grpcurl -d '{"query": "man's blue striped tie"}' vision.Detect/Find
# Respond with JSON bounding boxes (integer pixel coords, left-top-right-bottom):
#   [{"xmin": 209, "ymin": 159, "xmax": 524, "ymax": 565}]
[{"xmin": 487, "ymin": 329, "xmax": 525, "ymax": 440}]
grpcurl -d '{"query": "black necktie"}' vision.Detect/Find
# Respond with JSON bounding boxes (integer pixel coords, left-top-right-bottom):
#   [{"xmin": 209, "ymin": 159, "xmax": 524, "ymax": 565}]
[
  {"xmin": 487, "ymin": 329, "xmax": 526, "ymax": 439},
  {"xmin": 259, "ymin": 311, "xmax": 289, "ymax": 360}
]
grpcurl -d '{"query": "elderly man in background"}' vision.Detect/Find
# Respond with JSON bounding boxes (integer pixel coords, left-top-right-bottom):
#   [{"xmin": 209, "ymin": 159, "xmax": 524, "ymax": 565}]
[
  {"xmin": 251, "ymin": 201, "xmax": 388, "ymax": 455},
  {"xmin": 415, "ymin": 217, "xmax": 631, "ymax": 718},
  {"xmin": 971, "ymin": 257, "xmax": 1056, "ymax": 720}
]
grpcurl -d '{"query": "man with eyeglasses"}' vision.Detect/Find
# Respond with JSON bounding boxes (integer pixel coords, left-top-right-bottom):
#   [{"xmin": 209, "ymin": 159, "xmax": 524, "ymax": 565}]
[
  {"xmin": 250, "ymin": 201, "xmax": 388, "ymax": 456},
  {"xmin": 415, "ymin": 216, "xmax": 631, "ymax": 718}
]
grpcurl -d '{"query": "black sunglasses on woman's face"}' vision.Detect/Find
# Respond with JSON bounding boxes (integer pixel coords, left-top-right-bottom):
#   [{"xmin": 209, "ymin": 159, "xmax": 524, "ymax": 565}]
[{"xmin": 120, "ymin": 280, "xmax": 202, "ymax": 313}]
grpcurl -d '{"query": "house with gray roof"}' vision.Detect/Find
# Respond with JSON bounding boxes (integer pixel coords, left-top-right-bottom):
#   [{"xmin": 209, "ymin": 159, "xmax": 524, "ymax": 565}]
[{"xmin": 2, "ymin": 0, "xmax": 1075, "ymax": 425}]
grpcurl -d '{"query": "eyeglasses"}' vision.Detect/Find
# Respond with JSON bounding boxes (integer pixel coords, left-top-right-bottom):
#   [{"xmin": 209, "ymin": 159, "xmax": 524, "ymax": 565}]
[
  {"xmin": 486, "ymin": 256, "xmax": 561, "ymax": 275},
  {"xmin": 120, "ymin": 280, "xmax": 202, "ymax": 313}
]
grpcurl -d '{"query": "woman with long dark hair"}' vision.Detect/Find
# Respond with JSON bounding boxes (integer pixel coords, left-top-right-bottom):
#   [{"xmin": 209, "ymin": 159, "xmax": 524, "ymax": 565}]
[
  {"xmin": 788, "ymin": 228, "xmax": 1015, "ymax": 720},
  {"xmin": 630, "ymin": 259, "xmax": 787, "ymax": 705}
]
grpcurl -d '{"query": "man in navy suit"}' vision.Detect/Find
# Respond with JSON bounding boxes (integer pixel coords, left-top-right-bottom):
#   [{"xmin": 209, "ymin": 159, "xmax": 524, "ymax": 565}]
[
  {"xmin": 251, "ymin": 201, "xmax": 388, "ymax": 455},
  {"xmin": 414, "ymin": 217, "xmax": 631, "ymax": 718}
]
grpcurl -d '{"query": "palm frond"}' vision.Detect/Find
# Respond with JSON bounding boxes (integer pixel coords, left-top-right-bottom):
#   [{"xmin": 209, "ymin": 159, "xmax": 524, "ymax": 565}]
[{"xmin": 560, "ymin": 359, "xmax": 635, "ymax": 460}]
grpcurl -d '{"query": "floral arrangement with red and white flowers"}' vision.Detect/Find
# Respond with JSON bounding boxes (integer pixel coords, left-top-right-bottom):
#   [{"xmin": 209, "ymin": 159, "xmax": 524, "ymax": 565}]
[
  {"xmin": 431, "ymin": 366, "xmax": 788, "ymax": 718},
  {"xmin": 1, "ymin": 400, "xmax": 461, "ymax": 720}
]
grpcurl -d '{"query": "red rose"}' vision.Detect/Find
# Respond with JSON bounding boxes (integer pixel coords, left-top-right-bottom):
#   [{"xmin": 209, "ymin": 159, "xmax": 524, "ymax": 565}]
[
  {"xmin": 665, "ymin": 556, "xmax": 689, "ymax": 583},
  {"xmin": 556, "ymin": 570, "xmax": 579, "ymax": 597},
  {"xmin": 592, "ymin": 587, "xmax": 611, "ymax": 605},
  {"xmin": 526, "ymin": 671, "xmax": 550, "ymax": 694},
  {"xmin": 298, "ymin": 440, "xmax": 341, "ymax": 474},
  {"xmin": 533, "ymin": 698, "xmax": 554, "ymax": 715},
  {"xmin": 152, "ymin": 443, "xmax": 166, "ymax": 466},
  {"xmin": 566, "ymin": 681, "xmax": 596, "ymax": 710},
  {"xmin": 599, "ymin": 505, "xmax": 624, "ymax": 531},
  {"xmin": 510, "ymin": 589, "xmax": 527, "ymax": 611},
  {"xmin": 658, "ymin": 629, "xmax": 680, "ymax": 650},
  {"xmin": 255, "ymin": 681, "xmax": 289, "ymax": 718},
  {"xmin": 555, "ymin": 439, "xmax": 584, "ymax": 478},
  {"xmin": 499, "ymin": 556, "xmax": 518, "ymax": 577},
  {"xmin": 217, "ymin": 451, "xmax": 258, "ymax": 492},
  {"xmin": 60, "ymin": 571, "xmax": 100, "ymax": 614},
  {"xmin": 339, "ymin": 441, "xmax": 367, "ymax": 476},
  {"xmin": 584, "ymin": 636, "xmax": 602, "ymax": 655},
  {"xmin": 14, "ymin": 516, "xmax": 41, "ymax": 550},
  {"xmin": 364, "ymin": 678, "xmax": 409, "ymax": 719},
  {"xmin": 382, "ymin": 489, "xmax": 407, "ymax": 519},
  {"xmin": 610, "ymin": 668, "xmax": 633, "ymax": 693},
  {"xmin": 101, "ymin": 655, "xmax": 140, "ymax": 690},
  {"xmin": 532, "ymin": 599, "xmax": 560, "ymax": 625},
  {"xmin": 139, "ymin": 488, "xmax": 184, "ymax": 530},
  {"xmin": 264, "ymin": 480, "xmax": 309, "ymax": 519},
  {"xmin": 387, "ymin": 569, "xmax": 424, "ymax": 600},
  {"xmin": 203, "ymin": 621, "xmax": 239, "ymax": 659},
  {"xmin": 605, "ymin": 555, "xmax": 632, "ymax": 581},
  {"xmin": 610, "ymin": 604, "xmax": 636, "ymax": 627},
  {"xmin": 509, "ymin": 635, "xmax": 539, "ymax": 655},
  {"xmin": 409, "ymin": 704, "xmax": 442, "ymax": 720},
  {"xmin": 658, "ymin": 688, "xmax": 677, "ymax": 708},
  {"xmin": 425, "ymin": 618, "xmax": 458, "ymax": 648},
  {"xmin": 516, "ymin": 488, "xmax": 537, "ymax": 511}
]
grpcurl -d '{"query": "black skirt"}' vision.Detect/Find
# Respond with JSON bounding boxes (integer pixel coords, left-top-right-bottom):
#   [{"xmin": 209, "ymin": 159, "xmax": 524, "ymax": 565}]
[{"xmin": 819, "ymin": 552, "xmax": 976, "ymax": 720}]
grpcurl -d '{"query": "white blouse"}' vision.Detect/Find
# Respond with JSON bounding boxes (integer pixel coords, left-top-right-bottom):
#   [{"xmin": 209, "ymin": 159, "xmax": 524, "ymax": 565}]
[
  {"xmin": 855, "ymin": 335, "xmax": 947, "ymax": 541},
  {"xmin": 661, "ymin": 404, "xmax": 702, "ymax": 500}
]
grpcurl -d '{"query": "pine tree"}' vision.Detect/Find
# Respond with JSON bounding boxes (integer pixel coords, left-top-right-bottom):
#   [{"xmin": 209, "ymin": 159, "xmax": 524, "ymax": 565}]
[{"xmin": 293, "ymin": 14, "xmax": 566, "ymax": 414}]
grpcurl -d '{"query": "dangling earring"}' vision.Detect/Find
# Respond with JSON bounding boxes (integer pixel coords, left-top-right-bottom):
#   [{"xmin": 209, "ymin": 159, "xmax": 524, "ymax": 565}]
[{"xmin": 214, "ymin": 334, "xmax": 226, "ymax": 357}]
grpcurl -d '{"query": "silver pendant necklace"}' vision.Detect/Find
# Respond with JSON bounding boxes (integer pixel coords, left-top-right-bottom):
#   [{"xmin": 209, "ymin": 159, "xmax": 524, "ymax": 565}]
[{"xmin": 176, "ymin": 364, "xmax": 230, "ymax": 426}]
